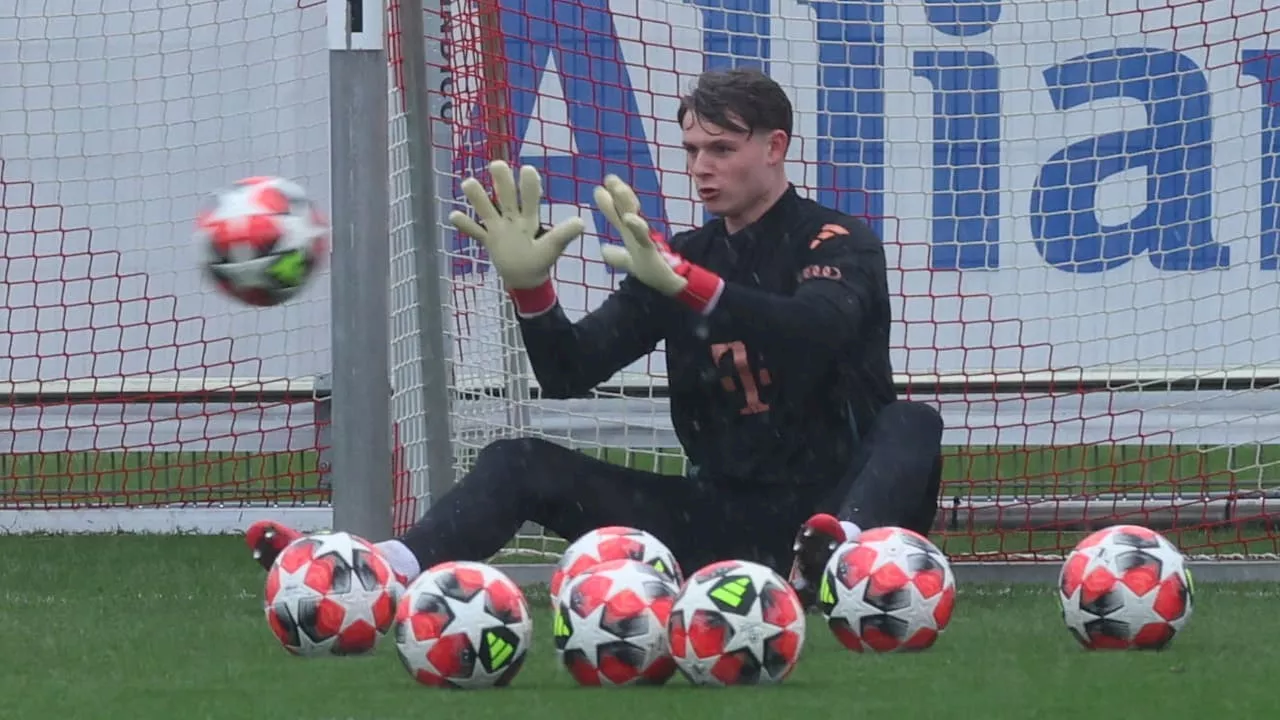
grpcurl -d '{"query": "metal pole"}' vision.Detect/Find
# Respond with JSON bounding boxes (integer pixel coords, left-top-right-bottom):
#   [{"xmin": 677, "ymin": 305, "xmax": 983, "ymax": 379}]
[{"xmin": 327, "ymin": 0, "xmax": 393, "ymax": 540}]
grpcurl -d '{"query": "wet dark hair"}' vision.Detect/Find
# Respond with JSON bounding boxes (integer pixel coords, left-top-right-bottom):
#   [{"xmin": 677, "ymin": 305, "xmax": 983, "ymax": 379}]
[{"xmin": 676, "ymin": 67, "xmax": 794, "ymax": 140}]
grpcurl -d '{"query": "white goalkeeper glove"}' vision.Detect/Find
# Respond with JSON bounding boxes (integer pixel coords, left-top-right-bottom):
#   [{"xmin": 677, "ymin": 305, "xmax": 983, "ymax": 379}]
[
  {"xmin": 449, "ymin": 161, "xmax": 584, "ymax": 313},
  {"xmin": 594, "ymin": 175, "xmax": 724, "ymax": 314}
]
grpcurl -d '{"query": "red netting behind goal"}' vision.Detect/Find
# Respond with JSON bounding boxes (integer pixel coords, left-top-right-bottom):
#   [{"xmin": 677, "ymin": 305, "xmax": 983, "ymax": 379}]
[{"xmin": 428, "ymin": 0, "xmax": 1280, "ymax": 562}]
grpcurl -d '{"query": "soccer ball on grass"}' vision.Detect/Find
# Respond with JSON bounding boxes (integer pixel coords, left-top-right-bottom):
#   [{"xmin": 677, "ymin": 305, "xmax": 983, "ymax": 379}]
[
  {"xmin": 550, "ymin": 525, "xmax": 683, "ymax": 607},
  {"xmin": 817, "ymin": 526, "xmax": 957, "ymax": 653},
  {"xmin": 1058, "ymin": 524, "xmax": 1193, "ymax": 650},
  {"xmin": 263, "ymin": 530, "xmax": 400, "ymax": 657},
  {"xmin": 553, "ymin": 558, "xmax": 679, "ymax": 686},
  {"xmin": 393, "ymin": 561, "xmax": 534, "ymax": 688},
  {"xmin": 665, "ymin": 559, "xmax": 805, "ymax": 686},
  {"xmin": 195, "ymin": 176, "xmax": 328, "ymax": 307}
]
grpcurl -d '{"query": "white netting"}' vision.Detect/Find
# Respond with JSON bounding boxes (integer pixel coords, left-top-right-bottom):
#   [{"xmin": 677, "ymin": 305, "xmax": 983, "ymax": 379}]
[
  {"xmin": 421, "ymin": 0, "xmax": 1280, "ymax": 559},
  {"xmin": 2, "ymin": 0, "xmax": 331, "ymax": 530}
]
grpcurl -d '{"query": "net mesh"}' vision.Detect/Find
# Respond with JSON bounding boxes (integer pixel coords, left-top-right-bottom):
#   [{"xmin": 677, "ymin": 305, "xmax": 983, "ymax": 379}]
[
  {"xmin": 424, "ymin": 0, "xmax": 1280, "ymax": 561},
  {"xmin": 2, "ymin": 0, "xmax": 331, "ymax": 519}
]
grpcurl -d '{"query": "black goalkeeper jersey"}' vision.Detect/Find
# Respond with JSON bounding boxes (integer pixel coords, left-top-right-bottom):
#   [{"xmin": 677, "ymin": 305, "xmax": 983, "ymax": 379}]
[{"xmin": 517, "ymin": 185, "xmax": 897, "ymax": 488}]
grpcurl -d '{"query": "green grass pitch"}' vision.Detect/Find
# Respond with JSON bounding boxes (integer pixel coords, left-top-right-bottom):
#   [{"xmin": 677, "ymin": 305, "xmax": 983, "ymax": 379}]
[
  {"xmin": 1, "ymin": 534, "xmax": 1277, "ymax": 719},
  {"xmin": 3, "ymin": 445, "xmax": 1280, "ymax": 717}
]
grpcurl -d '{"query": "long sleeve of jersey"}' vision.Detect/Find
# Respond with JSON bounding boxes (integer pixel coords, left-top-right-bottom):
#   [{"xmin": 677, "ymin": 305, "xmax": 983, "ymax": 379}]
[
  {"xmin": 711, "ymin": 222, "xmax": 886, "ymax": 360},
  {"xmin": 516, "ymin": 276, "xmax": 668, "ymax": 398}
]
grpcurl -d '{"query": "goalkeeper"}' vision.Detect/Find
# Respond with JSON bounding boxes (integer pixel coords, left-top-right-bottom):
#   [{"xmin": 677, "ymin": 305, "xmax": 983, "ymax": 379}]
[{"xmin": 246, "ymin": 68, "xmax": 944, "ymax": 608}]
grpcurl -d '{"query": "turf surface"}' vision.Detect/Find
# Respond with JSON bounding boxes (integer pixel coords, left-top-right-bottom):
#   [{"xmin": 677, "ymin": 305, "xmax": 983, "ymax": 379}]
[{"xmin": 0, "ymin": 535, "xmax": 1274, "ymax": 720}]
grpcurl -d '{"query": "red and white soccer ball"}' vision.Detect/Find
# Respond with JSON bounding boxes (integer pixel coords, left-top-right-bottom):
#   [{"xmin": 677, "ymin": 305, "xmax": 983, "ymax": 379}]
[
  {"xmin": 393, "ymin": 561, "xmax": 534, "ymax": 689},
  {"xmin": 818, "ymin": 526, "xmax": 957, "ymax": 653},
  {"xmin": 665, "ymin": 559, "xmax": 806, "ymax": 686},
  {"xmin": 550, "ymin": 526, "xmax": 683, "ymax": 607},
  {"xmin": 263, "ymin": 530, "xmax": 399, "ymax": 657},
  {"xmin": 195, "ymin": 175, "xmax": 328, "ymax": 307},
  {"xmin": 553, "ymin": 558, "xmax": 680, "ymax": 687},
  {"xmin": 1058, "ymin": 524, "xmax": 1194, "ymax": 650}
]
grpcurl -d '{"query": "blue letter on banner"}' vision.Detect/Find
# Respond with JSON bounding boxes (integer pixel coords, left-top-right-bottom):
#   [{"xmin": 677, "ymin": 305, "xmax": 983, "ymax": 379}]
[
  {"xmin": 500, "ymin": 0, "xmax": 666, "ymax": 248},
  {"xmin": 795, "ymin": 0, "xmax": 885, "ymax": 233},
  {"xmin": 922, "ymin": 0, "xmax": 1002, "ymax": 37},
  {"xmin": 1241, "ymin": 49, "xmax": 1280, "ymax": 270},
  {"xmin": 1031, "ymin": 48, "xmax": 1225, "ymax": 273},
  {"xmin": 912, "ymin": 51, "xmax": 1001, "ymax": 269},
  {"xmin": 682, "ymin": 0, "xmax": 771, "ymax": 72}
]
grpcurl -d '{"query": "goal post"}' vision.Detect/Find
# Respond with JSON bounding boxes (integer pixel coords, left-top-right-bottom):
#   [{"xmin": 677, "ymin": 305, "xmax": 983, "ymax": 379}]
[{"xmin": 327, "ymin": 0, "xmax": 395, "ymax": 541}]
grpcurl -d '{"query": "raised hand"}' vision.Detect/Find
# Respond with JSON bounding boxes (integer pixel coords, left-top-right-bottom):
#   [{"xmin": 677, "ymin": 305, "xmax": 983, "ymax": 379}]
[{"xmin": 449, "ymin": 160, "xmax": 584, "ymax": 289}]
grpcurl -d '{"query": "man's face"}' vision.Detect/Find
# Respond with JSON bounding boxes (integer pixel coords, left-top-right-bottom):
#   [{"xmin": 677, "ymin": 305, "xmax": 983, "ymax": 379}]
[{"xmin": 681, "ymin": 112, "xmax": 787, "ymax": 221}]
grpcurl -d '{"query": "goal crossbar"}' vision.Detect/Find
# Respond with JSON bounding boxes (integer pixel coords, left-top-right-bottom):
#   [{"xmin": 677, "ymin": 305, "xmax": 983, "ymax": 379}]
[{"xmin": 8, "ymin": 365, "xmax": 1272, "ymax": 403}]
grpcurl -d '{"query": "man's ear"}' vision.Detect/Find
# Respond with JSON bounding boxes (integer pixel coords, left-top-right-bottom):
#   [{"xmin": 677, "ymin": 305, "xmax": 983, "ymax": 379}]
[{"xmin": 767, "ymin": 129, "xmax": 790, "ymax": 165}]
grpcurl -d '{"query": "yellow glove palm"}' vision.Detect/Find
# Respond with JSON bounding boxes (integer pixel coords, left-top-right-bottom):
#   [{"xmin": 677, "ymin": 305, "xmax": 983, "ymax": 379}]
[{"xmin": 448, "ymin": 160, "xmax": 584, "ymax": 290}]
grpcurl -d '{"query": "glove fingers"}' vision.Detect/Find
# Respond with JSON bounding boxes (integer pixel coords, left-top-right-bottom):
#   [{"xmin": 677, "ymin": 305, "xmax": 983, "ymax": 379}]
[
  {"xmin": 604, "ymin": 175, "xmax": 640, "ymax": 216},
  {"xmin": 593, "ymin": 185, "xmax": 625, "ymax": 232},
  {"xmin": 448, "ymin": 210, "xmax": 489, "ymax": 244},
  {"xmin": 539, "ymin": 217, "xmax": 585, "ymax": 255},
  {"xmin": 620, "ymin": 213, "xmax": 653, "ymax": 246},
  {"xmin": 460, "ymin": 176, "xmax": 500, "ymax": 223},
  {"xmin": 489, "ymin": 160, "xmax": 519, "ymax": 217},
  {"xmin": 599, "ymin": 244, "xmax": 633, "ymax": 271},
  {"xmin": 517, "ymin": 165, "xmax": 544, "ymax": 226}
]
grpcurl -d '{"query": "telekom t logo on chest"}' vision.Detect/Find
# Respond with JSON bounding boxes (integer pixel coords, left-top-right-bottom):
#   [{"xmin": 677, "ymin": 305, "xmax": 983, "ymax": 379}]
[{"xmin": 451, "ymin": 0, "xmax": 1280, "ymax": 275}]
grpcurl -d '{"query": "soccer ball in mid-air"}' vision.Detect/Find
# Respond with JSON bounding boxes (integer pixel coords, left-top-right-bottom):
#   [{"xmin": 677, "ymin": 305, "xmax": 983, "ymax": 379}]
[
  {"xmin": 818, "ymin": 526, "xmax": 957, "ymax": 653},
  {"xmin": 1058, "ymin": 524, "xmax": 1193, "ymax": 650},
  {"xmin": 549, "ymin": 526, "xmax": 683, "ymax": 607},
  {"xmin": 263, "ymin": 531, "xmax": 400, "ymax": 657},
  {"xmin": 553, "ymin": 559, "xmax": 680, "ymax": 686},
  {"xmin": 195, "ymin": 175, "xmax": 328, "ymax": 307},
  {"xmin": 665, "ymin": 559, "xmax": 806, "ymax": 686},
  {"xmin": 394, "ymin": 561, "xmax": 534, "ymax": 688}
]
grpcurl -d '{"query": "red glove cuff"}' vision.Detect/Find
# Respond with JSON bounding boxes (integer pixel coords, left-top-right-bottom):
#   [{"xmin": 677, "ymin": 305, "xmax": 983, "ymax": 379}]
[
  {"xmin": 647, "ymin": 229, "xmax": 724, "ymax": 315},
  {"xmin": 508, "ymin": 278, "xmax": 557, "ymax": 318},
  {"xmin": 675, "ymin": 263, "xmax": 725, "ymax": 315}
]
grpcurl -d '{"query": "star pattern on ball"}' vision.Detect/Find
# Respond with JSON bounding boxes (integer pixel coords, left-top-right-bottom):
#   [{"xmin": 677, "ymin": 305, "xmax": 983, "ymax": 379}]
[
  {"xmin": 308, "ymin": 531, "xmax": 363, "ymax": 569},
  {"xmin": 561, "ymin": 600, "xmax": 610, "ymax": 658},
  {"xmin": 718, "ymin": 582, "xmax": 782, "ymax": 663},
  {"xmin": 268, "ymin": 560, "xmax": 336, "ymax": 652},
  {"xmin": 1061, "ymin": 537, "xmax": 1188, "ymax": 638},
  {"xmin": 442, "ymin": 582, "xmax": 519, "ymax": 683},
  {"xmin": 1062, "ymin": 543, "xmax": 1113, "ymax": 622},
  {"xmin": 270, "ymin": 560, "xmax": 322, "ymax": 605},
  {"xmin": 336, "ymin": 586, "xmax": 381, "ymax": 635},
  {"xmin": 893, "ymin": 580, "xmax": 944, "ymax": 630}
]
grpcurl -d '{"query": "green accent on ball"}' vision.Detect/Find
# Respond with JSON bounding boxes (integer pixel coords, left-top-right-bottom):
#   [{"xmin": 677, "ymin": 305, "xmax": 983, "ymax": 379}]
[
  {"xmin": 552, "ymin": 610, "xmax": 571, "ymax": 638},
  {"xmin": 708, "ymin": 576, "xmax": 750, "ymax": 607},
  {"xmin": 483, "ymin": 629, "xmax": 514, "ymax": 669},
  {"xmin": 819, "ymin": 572, "xmax": 836, "ymax": 606},
  {"xmin": 267, "ymin": 250, "xmax": 307, "ymax": 287}
]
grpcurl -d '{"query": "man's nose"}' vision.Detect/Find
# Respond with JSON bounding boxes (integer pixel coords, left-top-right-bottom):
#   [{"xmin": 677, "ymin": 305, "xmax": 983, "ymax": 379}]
[{"xmin": 690, "ymin": 153, "xmax": 715, "ymax": 177}]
